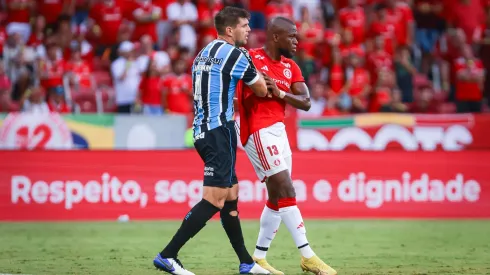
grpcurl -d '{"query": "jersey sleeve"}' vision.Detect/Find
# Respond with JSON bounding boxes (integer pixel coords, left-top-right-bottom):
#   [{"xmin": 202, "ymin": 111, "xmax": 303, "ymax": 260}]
[
  {"xmin": 231, "ymin": 48, "xmax": 260, "ymax": 86},
  {"xmin": 290, "ymin": 61, "xmax": 305, "ymax": 84}
]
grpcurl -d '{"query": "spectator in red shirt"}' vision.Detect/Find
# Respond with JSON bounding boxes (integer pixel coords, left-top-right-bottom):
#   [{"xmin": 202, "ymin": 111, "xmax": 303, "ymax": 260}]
[
  {"xmin": 409, "ymin": 84, "xmax": 439, "ymax": 113},
  {"xmin": 37, "ymin": 0, "xmax": 75, "ymax": 30},
  {"xmin": 88, "ymin": 0, "xmax": 125, "ymax": 51},
  {"xmin": 445, "ymin": 0, "xmax": 485, "ymax": 43},
  {"xmin": 368, "ymin": 3, "xmax": 396, "ymax": 56},
  {"xmin": 0, "ymin": 25, "xmax": 6, "ymax": 58},
  {"xmin": 131, "ymin": 0, "xmax": 162, "ymax": 43},
  {"xmin": 338, "ymin": 0, "xmax": 366, "ymax": 45},
  {"xmin": 26, "ymin": 15, "xmax": 45, "ymax": 48},
  {"xmin": 38, "ymin": 43, "xmax": 65, "ymax": 93},
  {"xmin": 476, "ymin": 6, "xmax": 490, "ymax": 104},
  {"xmin": 434, "ymin": 28, "xmax": 466, "ymax": 99},
  {"xmin": 5, "ymin": 0, "xmax": 35, "ymax": 43},
  {"xmin": 245, "ymin": 0, "xmax": 267, "ymax": 29},
  {"xmin": 339, "ymin": 28, "xmax": 365, "ymax": 61},
  {"xmin": 162, "ymin": 59, "xmax": 192, "ymax": 114},
  {"xmin": 137, "ymin": 57, "xmax": 164, "ymax": 115},
  {"xmin": 454, "ymin": 45, "xmax": 485, "ymax": 113},
  {"xmin": 367, "ymin": 35, "xmax": 394, "ymax": 85},
  {"xmin": 348, "ymin": 54, "xmax": 371, "ymax": 112},
  {"xmin": 69, "ymin": 24, "xmax": 94, "ymax": 66},
  {"xmin": 296, "ymin": 6, "xmax": 324, "ymax": 60},
  {"xmin": 265, "ymin": 0, "xmax": 294, "ymax": 21},
  {"xmin": 385, "ymin": 0, "xmax": 414, "ymax": 46},
  {"xmin": 47, "ymin": 86, "xmax": 71, "ymax": 113},
  {"xmin": 326, "ymin": 48, "xmax": 347, "ymax": 96},
  {"xmin": 65, "ymin": 43, "xmax": 94, "ymax": 91},
  {"xmin": 197, "ymin": 0, "xmax": 223, "ymax": 48}
]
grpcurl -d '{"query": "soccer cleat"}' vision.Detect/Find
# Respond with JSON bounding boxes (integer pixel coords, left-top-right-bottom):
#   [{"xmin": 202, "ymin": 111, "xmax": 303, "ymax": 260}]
[
  {"xmin": 300, "ymin": 255, "xmax": 337, "ymax": 275},
  {"xmin": 239, "ymin": 262, "xmax": 271, "ymax": 274},
  {"xmin": 153, "ymin": 254, "xmax": 195, "ymax": 275},
  {"xmin": 253, "ymin": 256, "xmax": 284, "ymax": 275}
]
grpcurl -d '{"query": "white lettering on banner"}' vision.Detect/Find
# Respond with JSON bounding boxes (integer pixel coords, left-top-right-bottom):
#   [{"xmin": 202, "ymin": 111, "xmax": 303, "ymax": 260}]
[
  {"xmin": 155, "ymin": 179, "xmax": 306, "ymax": 207},
  {"xmin": 298, "ymin": 125, "xmax": 473, "ymax": 151},
  {"xmin": 334, "ymin": 173, "xmax": 480, "ymax": 208},
  {"xmin": 11, "ymin": 174, "xmax": 149, "ymax": 210},
  {"xmin": 155, "ymin": 180, "xmax": 203, "ymax": 207},
  {"xmin": 10, "ymin": 173, "xmax": 481, "ymax": 210}
]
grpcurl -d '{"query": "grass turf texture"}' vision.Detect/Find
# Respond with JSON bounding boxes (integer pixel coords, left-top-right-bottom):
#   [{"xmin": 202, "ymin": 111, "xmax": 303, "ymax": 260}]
[{"xmin": 0, "ymin": 220, "xmax": 489, "ymax": 275}]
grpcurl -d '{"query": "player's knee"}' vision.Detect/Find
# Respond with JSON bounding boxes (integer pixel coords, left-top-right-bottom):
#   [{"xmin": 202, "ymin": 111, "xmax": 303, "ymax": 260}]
[{"xmin": 222, "ymin": 199, "xmax": 239, "ymax": 216}]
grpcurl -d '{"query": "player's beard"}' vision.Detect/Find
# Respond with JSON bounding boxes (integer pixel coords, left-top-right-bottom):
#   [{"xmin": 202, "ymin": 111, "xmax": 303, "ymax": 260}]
[{"xmin": 278, "ymin": 47, "xmax": 293, "ymax": 58}]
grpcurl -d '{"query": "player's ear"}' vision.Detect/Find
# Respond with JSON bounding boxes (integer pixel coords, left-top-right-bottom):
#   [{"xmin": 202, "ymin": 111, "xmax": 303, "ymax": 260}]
[
  {"xmin": 273, "ymin": 34, "xmax": 279, "ymax": 42},
  {"xmin": 226, "ymin": 26, "xmax": 233, "ymax": 37}
]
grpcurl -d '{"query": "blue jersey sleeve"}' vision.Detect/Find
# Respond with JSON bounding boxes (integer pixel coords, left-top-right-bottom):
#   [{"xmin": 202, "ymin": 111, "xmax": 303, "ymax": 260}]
[{"xmin": 231, "ymin": 48, "xmax": 259, "ymax": 86}]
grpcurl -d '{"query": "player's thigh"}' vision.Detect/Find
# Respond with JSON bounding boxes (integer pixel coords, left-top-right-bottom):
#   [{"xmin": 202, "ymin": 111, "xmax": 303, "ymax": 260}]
[
  {"xmin": 194, "ymin": 124, "xmax": 237, "ymax": 188},
  {"xmin": 282, "ymin": 130, "xmax": 293, "ymax": 176},
  {"xmin": 245, "ymin": 125, "xmax": 289, "ymax": 181}
]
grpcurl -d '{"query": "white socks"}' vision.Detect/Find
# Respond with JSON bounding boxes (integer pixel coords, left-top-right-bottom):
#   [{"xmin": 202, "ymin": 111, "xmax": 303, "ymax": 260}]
[
  {"xmin": 279, "ymin": 205, "xmax": 315, "ymax": 258},
  {"xmin": 253, "ymin": 205, "xmax": 281, "ymax": 259},
  {"xmin": 254, "ymin": 199, "xmax": 315, "ymax": 259}
]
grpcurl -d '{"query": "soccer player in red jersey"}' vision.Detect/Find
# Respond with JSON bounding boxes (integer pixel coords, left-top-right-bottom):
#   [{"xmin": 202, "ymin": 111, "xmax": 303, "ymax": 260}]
[{"xmin": 237, "ymin": 17, "xmax": 337, "ymax": 275}]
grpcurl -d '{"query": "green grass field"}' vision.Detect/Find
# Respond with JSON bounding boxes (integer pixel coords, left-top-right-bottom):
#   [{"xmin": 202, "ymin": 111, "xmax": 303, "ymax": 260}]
[{"xmin": 0, "ymin": 220, "xmax": 489, "ymax": 275}]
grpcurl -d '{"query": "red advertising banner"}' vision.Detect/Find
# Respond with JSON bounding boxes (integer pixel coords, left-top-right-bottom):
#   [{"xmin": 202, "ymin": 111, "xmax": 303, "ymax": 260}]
[
  {"xmin": 0, "ymin": 150, "xmax": 489, "ymax": 221},
  {"xmin": 296, "ymin": 114, "xmax": 490, "ymax": 151}
]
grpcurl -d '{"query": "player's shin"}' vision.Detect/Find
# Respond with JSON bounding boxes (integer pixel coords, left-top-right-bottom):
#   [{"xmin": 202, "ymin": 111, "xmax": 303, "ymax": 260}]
[
  {"xmin": 220, "ymin": 199, "xmax": 254, "ymax": 264},
  {"xmin": 277, "ymin": 197, "xmax": 315, "ymax": 258},
  {"xmin": 253, "ymin": 201, "xmax": 281, "ymax": 259},
  {"xmin": 160, "ymin": 199, "xmax": 220, "ymax": 258}
]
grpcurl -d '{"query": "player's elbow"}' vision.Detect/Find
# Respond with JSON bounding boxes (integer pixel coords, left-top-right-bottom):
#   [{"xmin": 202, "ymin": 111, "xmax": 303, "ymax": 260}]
[{"xmin": 300, "ymin": 99, "xmax": 311, "ymax": 111}]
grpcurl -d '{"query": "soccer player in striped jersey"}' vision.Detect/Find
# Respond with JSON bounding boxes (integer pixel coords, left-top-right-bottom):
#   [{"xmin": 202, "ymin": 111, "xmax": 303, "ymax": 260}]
[{"xmin": 153, "ymin": 6, "xmax": 270, "ymax": 275}]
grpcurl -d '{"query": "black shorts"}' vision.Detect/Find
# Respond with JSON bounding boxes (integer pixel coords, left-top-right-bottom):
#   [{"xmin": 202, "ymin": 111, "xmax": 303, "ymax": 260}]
[{"xmin": 194, "ymin": 121, "xmax": 238, "ymax": 188}]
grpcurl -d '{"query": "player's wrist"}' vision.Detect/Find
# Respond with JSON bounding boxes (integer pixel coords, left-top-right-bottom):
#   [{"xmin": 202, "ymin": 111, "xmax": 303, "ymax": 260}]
[{"xmin": 278, "ymin": 89, "xmax": 286, "ymax": 99}]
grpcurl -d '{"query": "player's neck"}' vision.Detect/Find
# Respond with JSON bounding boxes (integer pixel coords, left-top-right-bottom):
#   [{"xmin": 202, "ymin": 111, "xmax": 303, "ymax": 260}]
[
  {"xmin": 263, "ymin": 45, "xmax": 281, "ymax": 61},
  {"xmin": 217, "ymin": 35, "xmax": 236, "ymax": 46}
]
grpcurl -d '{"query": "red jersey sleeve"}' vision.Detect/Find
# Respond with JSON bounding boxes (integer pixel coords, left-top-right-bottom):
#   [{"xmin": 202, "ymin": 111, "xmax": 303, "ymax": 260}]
[{"xmin": 290, "ymin": 61, "xmax": 305, "ymax": 84}]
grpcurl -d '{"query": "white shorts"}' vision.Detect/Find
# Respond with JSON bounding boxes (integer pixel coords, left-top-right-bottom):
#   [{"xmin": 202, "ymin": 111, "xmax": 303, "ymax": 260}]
[{"xmin": 244, "ymin": 122, "xmax": 292, "ymax": 182}]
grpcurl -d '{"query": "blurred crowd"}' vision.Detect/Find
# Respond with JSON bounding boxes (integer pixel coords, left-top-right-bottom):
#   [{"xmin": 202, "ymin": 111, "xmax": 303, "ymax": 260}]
[{"xmin": 0, "ymin": 0, "xmax": 488, "ymax": 118}]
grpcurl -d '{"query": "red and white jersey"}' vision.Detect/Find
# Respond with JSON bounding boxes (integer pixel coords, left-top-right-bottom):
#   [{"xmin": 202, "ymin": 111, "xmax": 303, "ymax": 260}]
[
  {"xmin": 39, "ymin": 58, "xmax": 66, "ymax": 89},
  {"xmin": 65, "ymin": 61, "xmax": 92, "ymax": 88},
  {"xmin": 237, "ymin": 48, "xmax": 304, "ymax": 146},
  {"xmin": 338, "ymin": 6, "xmax": 366, "ymax": 45}
]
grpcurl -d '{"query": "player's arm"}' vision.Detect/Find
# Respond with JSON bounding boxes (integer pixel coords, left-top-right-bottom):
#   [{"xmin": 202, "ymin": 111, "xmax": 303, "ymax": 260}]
[
  {"xmin": 265, "ymin": 60, "xmax": 311, "ymax": 111},
  {"xmin": 265, "ymin": 75, "xmax": 311, "ymax": 111},
  {"xmin": 232, "ymin": 48, "xmax": 268, "ymax": 97}
]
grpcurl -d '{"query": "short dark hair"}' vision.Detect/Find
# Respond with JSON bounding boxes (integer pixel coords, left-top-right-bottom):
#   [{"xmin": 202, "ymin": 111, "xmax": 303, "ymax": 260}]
[{"xmin": 214, "ymin": 6, "xmax": 250, "ymax": 35}]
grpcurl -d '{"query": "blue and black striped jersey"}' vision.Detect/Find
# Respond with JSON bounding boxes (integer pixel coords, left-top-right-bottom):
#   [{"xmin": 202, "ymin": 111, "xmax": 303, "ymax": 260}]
[{"xmin": 192, "ymin": 39, "xmax": 259, "ymax": 135}]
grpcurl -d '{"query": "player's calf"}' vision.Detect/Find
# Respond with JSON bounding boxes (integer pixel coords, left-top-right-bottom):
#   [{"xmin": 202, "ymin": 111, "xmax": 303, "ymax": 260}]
[{"xmin": 266, "ymin": 171, "xmax": 316, "ymax": 259}]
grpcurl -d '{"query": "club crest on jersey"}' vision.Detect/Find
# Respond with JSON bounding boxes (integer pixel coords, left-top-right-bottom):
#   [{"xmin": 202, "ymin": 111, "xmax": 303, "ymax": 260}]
[{"xmin": 283, "ymin": 68, "xmax": 292, "ymax": 79}]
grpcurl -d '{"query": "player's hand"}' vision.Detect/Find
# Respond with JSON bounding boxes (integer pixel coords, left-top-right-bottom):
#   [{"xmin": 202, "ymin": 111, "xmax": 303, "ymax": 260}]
[{"xmin": 263, "ymin": 74, "xmax": 281, "ymax": 98}]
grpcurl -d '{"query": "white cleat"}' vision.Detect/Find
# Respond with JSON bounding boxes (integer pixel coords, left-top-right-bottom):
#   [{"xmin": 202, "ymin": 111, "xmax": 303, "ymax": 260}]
[{"xmin": 153, "ymin": 254, "xmax": 195, "ymax": 275}]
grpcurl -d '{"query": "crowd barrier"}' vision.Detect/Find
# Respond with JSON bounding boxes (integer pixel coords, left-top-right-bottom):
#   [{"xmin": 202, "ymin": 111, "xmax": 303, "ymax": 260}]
[
  {"xmin": 1, "ymin": 150, "xmax": 488, "ymax": 221},
  {"xmin": 1, "ymin": 112, "xmax": 489, "ymax": 151}
]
